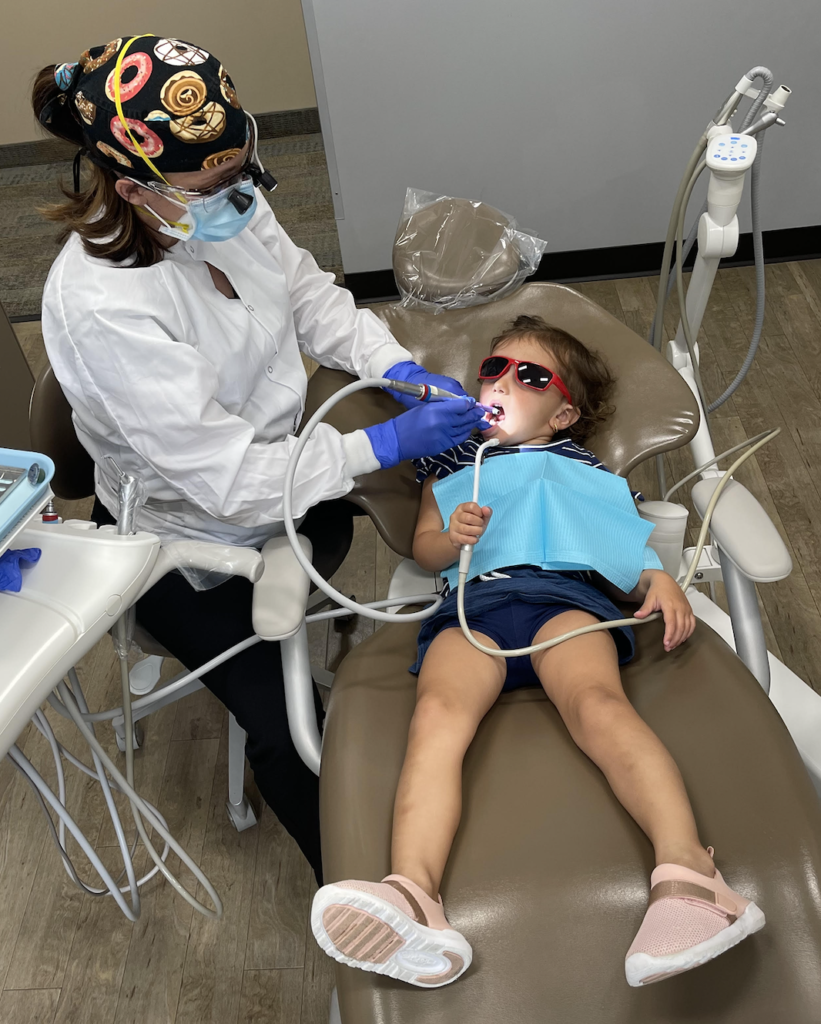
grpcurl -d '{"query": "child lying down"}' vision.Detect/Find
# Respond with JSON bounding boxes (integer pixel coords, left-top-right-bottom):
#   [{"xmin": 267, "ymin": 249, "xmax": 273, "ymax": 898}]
[{"xmin": 311, "ymin": 314, "xmax": 765, "ymax": 989}]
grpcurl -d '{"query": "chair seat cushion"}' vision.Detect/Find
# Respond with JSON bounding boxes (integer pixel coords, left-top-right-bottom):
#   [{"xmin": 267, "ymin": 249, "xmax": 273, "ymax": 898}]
[{"xmin": 320, "ymin": 611, "xmax": 821, "ymax": 1023}]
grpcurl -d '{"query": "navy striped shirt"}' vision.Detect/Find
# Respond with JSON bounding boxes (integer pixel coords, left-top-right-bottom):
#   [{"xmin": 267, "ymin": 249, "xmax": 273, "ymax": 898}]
[{"xmin": 413, "ymin": 437, "xmax": 644, "ymax": 501}]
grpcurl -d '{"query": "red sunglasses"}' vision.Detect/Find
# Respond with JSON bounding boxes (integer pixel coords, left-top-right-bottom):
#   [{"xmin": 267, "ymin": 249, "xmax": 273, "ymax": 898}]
[{"xmin": 478, "ymin": 356, "xmax": 573, "ymax": 405}]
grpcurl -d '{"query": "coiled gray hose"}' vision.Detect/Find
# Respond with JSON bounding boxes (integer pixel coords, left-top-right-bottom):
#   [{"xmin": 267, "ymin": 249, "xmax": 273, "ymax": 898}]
[{"xmin": 651, "ymin": 68, "xmax": 773, "ymax": 492}]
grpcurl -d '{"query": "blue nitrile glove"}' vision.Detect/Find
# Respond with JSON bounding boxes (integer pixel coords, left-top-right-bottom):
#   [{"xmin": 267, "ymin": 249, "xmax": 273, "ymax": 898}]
[
  {"xmin": 0, "ymin": 547, "xmax": 41, "ymax": 593},
  {"xmin": 365, "ymin": 398, "xmax": 488, "ymax": 469},
  {"xmin": 383, "ymin": 360, "xmax": 468, "ymax": 409}
]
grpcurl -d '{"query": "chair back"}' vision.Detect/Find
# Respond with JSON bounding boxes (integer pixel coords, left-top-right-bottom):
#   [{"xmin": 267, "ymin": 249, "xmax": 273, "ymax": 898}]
[
  {"xmin": 0, "ymin": 304, "xmax": 35, "ymax": 450},
  {"xmin": 29, "ymin": 365, "xmax": 96, "ymax": 501}
]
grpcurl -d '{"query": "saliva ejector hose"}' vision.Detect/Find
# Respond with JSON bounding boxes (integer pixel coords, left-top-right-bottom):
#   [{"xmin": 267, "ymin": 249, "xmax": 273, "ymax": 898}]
[
  {"xmin": 283, "ymin": 378, "xmax": 464, "ymax": 624},
  {"xmin": 284, "ymin": 382, "xmax": 779, "ymax": 651},
  {"xmin": 455, "ymin": 433, "xmax": 779, "ymax": 658}
]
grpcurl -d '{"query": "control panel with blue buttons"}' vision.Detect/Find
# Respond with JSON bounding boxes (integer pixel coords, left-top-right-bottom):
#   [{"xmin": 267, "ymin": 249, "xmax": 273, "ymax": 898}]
[{"xmin": 706, "ymin": 133, "xmax": 758, "ymax": 174}]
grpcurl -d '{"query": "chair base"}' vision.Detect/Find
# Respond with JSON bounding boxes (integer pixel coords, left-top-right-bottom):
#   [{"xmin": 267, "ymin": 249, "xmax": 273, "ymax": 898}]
[
  {"xmin": 129, "ymin": 653, "xmax": 163, "ymax": 695},
  {"xmin": 226, "ymin": 796, "xmax": 258, "ymax": 832},
  {"xmin": 114, "ymin": 721, "xmax": 144, "ymax": 752}
]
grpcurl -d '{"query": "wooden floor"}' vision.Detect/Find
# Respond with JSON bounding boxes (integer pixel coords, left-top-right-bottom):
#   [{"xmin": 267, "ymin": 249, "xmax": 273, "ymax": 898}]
[{"xmin": 3, "ymin": 258, "xmax": 821, "ymax": 1024}]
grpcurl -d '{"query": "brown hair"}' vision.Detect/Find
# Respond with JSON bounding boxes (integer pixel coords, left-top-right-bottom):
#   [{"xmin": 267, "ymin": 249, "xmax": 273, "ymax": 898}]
[
  {"xmin": 490, "ymin": 314, "xmax": 616, "ymax": 445},
  {"xmin": 32, "ymin": 66, "xmax": 166, "ymax": 267}
]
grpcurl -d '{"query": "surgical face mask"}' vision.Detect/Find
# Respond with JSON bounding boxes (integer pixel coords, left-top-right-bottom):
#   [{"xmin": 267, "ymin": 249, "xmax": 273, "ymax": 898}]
[{"xmin": 141, "ymin": 176, "xmax": 258, "ymax": 243}]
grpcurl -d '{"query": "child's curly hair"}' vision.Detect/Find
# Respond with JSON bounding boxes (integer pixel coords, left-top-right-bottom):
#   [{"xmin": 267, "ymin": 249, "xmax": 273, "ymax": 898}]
[{"xmin": 490, "ymin": 315, "xmax": 616, "ymax": 445}]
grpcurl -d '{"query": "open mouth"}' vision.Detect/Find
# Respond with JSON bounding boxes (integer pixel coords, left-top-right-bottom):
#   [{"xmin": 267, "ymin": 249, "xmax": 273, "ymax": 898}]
[{"xmin": 485, "ymin": 403, "xmax": 506, "ymax": 426}]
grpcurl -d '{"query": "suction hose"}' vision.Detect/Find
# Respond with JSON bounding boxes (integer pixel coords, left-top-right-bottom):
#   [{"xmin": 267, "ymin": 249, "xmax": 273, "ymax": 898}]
[
  {"xmin": 283, "ymin": 383, "xmax": 779, "ymax": 659},
  {"xmin": 455, "ymin": 430, "xmax": 779, "ymax": 659}
]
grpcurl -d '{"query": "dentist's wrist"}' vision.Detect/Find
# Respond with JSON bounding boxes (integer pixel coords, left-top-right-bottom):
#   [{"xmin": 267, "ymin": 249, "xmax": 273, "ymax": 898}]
[{"xmin": 343, "ymin": 429, "xmax": 382, "ymax": 476}]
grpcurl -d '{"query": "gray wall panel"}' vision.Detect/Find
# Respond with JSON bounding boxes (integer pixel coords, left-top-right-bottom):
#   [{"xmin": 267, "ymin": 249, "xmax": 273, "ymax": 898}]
[{"xmin": 303, "ymin": 0, "xmax": 819, "ymax": 274}]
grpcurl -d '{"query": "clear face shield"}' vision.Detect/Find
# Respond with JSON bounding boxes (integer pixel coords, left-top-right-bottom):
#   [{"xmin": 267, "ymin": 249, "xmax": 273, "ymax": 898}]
[{"xmin": 125, "ymin": 114, "xmax": 277, "ymax": 242}]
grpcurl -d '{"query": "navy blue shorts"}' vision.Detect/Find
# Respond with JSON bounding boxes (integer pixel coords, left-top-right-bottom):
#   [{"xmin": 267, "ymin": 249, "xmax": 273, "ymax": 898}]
[{"xmin": 410, "ymin": 567, "xmax": 635, "ymax": 692}]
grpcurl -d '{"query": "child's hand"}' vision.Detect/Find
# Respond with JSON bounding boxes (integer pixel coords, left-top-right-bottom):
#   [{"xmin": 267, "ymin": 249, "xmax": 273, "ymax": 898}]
[
  {"xmin": 448, "ymin": 502, "xmax": 493, "ymax": 549},
  {"xmin": 633, "ymin": 570, "xmax": 696, "ymax": 652}
]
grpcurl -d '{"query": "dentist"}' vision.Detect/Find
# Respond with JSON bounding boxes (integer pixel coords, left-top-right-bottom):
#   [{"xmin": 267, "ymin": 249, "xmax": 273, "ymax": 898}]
[{"xmin": 33, "ymin": 34, "xmax": 486, "ymax": 879}]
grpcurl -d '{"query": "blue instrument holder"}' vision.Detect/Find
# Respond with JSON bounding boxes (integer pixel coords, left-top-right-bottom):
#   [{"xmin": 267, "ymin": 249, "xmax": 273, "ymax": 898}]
[{"xmin": 0, "ymin": 448, "xmax": 56, "ymax": 556}]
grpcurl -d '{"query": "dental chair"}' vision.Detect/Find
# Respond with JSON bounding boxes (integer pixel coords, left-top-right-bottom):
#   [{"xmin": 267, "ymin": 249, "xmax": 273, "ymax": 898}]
[
  {"xmin": 301, "ymin": 205, "xmax": 821, "ymax": 1020},
  {"xmin": 26, "ymin": 363, "xmax": 351, "ymax": 833}
]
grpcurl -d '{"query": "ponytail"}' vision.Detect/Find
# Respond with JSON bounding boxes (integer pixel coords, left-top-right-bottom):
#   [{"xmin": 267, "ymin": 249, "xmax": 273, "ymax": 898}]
[
  {"xmin": 32, "ymin": 65, "xmax": 84, "ymax": 146},
  {"xmin": 31, "ymin": 65, "xmax": 165, "ymax": 268}
]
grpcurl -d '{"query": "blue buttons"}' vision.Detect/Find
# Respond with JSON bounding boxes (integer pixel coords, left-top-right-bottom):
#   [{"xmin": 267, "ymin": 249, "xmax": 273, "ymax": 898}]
[
  {"xmin": 731, "ymin": 136, "xmax": 739, "ymax": 141},
  {"xmin": 731, "ymin": 157, "xmax": 737, "ymax": 161},
  {"xmin": 722, "ymin": 157, "xmax": 728, "ymax": 161},
  {"xmin": 719, "ymin": 142, "xmax": 726, "ymax": 146},
  {"xmin": 740, "ymin": 156, "xmax": 746, "ymax": 160},
  {"xmin": 741, "ymin": 143, "xmax": 748, "ymax": 148}
]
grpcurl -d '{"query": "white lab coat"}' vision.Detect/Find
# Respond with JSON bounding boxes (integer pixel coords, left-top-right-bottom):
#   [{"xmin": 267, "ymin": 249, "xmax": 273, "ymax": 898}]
[{"xmin": 41, "ymin": 191, "xmax": 411, "ymax": 548}]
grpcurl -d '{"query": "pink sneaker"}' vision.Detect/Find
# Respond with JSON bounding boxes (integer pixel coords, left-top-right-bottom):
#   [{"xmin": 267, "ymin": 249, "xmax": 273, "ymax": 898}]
[
  {"xmin": 311, "ymin": 873, "xmax": 472, "ymax": 988},
  {"xmin": 625, "ymin": 853, "xmax": 766, "ymax": 986}
]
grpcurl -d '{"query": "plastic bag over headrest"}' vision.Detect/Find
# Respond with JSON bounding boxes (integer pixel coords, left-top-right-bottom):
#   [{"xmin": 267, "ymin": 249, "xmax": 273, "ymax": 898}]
[{"xmin": 393, "ymin": 188, "xmax": 548, "ymax": 313}]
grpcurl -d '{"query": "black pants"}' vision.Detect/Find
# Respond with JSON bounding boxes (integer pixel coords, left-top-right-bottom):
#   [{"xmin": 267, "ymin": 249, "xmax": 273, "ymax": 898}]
[{"xmin": 92, "ymin": 497, "xmax": 358, "ymax": 882}]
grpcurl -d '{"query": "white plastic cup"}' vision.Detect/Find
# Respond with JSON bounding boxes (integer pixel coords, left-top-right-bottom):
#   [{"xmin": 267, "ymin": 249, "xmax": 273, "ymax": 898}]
[{"xmin": 638, "ymin": 501, "xmax": 689, "ymax": 579}]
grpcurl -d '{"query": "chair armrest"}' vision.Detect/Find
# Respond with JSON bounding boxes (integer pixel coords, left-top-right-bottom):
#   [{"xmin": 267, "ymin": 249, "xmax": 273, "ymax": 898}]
[
  {"xmin": 691, "ymin": 476, "xmax": 792, "ymax": 583},
  {"xmin": 137, "ymin": 540, "xmax": 264, "ymax": 598},
  {"xmin": 252, "ymin": 535, "xmax": 313, "ymax": 641}
]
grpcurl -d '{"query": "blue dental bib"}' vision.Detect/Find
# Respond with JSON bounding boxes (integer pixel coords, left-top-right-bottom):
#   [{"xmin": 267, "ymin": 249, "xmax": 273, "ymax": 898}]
[{"xmin": 432, "ymin": 450, "xmax": 661, "ymax": 591}]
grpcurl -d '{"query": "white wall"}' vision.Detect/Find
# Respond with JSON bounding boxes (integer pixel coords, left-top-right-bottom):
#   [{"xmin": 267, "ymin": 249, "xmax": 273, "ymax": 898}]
[
  {"xmin": 303, "ymin": 0, "xmax": 820, "ymax": 274},
  {"xmin": 1, "ymin": 0, "xmax": 316, "ymax": 145}
]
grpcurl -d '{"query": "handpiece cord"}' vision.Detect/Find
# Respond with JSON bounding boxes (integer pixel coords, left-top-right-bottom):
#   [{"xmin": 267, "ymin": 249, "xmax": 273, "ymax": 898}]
[
  {"xmin": 455, "ymin": 430, "xmax": 779, "ymax": 658},
  {"xmin": 283, "ymin": 377, "xmax": 447, "ymax": 623},
  {"xmin": 55, "ymin": 676, "xmax": 223, "ymax": 918},
  {"xmin": 651, "ymin": 135, "xmax": 709, "ymax": 354},
  {"xmin": 674, "ymin": 158, "xmax": 711, "ymax": 421},
  {"xmin": 663, "ymin": 427, "xmax": 776, "ymax": 502},
  {"xmin": 284, "ymin": 380, "xmax": 778, "ymax": 656}
]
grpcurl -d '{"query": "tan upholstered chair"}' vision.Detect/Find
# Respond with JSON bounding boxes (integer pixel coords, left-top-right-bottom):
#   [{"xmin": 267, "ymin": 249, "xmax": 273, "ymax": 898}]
[{"xmin": 304, "ymin": 202, "xmax": 821, "ymax": 1022}]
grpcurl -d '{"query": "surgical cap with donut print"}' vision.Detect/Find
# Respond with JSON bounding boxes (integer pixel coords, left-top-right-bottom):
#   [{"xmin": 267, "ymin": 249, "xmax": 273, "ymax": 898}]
[{"xmin": 42, "ymin": 35, "xmax": 248, "ymax": 180}]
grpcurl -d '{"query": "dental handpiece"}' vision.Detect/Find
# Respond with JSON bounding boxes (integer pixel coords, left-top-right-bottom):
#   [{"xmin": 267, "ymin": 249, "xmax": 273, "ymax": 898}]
[{"xmin": 384, "ymin": 380, "xmax": 462, "ymax": 402}]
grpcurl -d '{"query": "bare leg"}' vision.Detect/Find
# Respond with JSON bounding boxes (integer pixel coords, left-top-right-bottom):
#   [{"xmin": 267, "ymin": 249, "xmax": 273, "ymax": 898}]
[
  {"xmin": 530, "ymin": 610, "xmax": 714, "ymax": 876},
  {"xmin": 391, "ymin": 628, "xmax": 507, "ymax": 899}
]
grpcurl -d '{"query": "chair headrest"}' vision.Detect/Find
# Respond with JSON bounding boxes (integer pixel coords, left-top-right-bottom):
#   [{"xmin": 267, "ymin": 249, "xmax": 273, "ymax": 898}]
[{"xmin": 393, "ymin": 196, "xmax": 541, "ymax": 308}]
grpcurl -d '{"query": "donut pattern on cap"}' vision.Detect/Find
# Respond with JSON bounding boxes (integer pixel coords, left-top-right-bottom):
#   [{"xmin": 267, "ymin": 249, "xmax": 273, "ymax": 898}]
[
  {"xmin": 110, "ymin": 116, "xmax": 165, "ymax": 158},
  {"xmin": 169, "ymin": 102, "xmax": 226, "ymax": 144},
  {"xmin": 160, "ymin": 71, "xmax": 208, "ymax": 115},
  {"xmin": 80, "ymin": 39, "xmax": 122, "ymax": 74},
  {"xmin": 74, "ymin": 91, "xmax": 96, "ymax": 125},
  {"xmin": 154, "ymin": 39, "xmax": 210, "ymax": 66},
  {"xmin": 62, "ymin": 36, "xmax": 248, "ymax": 174},
  {"xmin": 201, "ymin": 147, "xmax": 241, "ymax": 169},
  {"xmin": 96, "ymin": 141, "xmax": 132, "ymax": 167},
  {"xmin": 105, "ymin": 52, "xmax": 153, "ymax": 103},
  {"xmin": 218, "ymin": 66, "xmax": 241, "ymax": 109}
]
